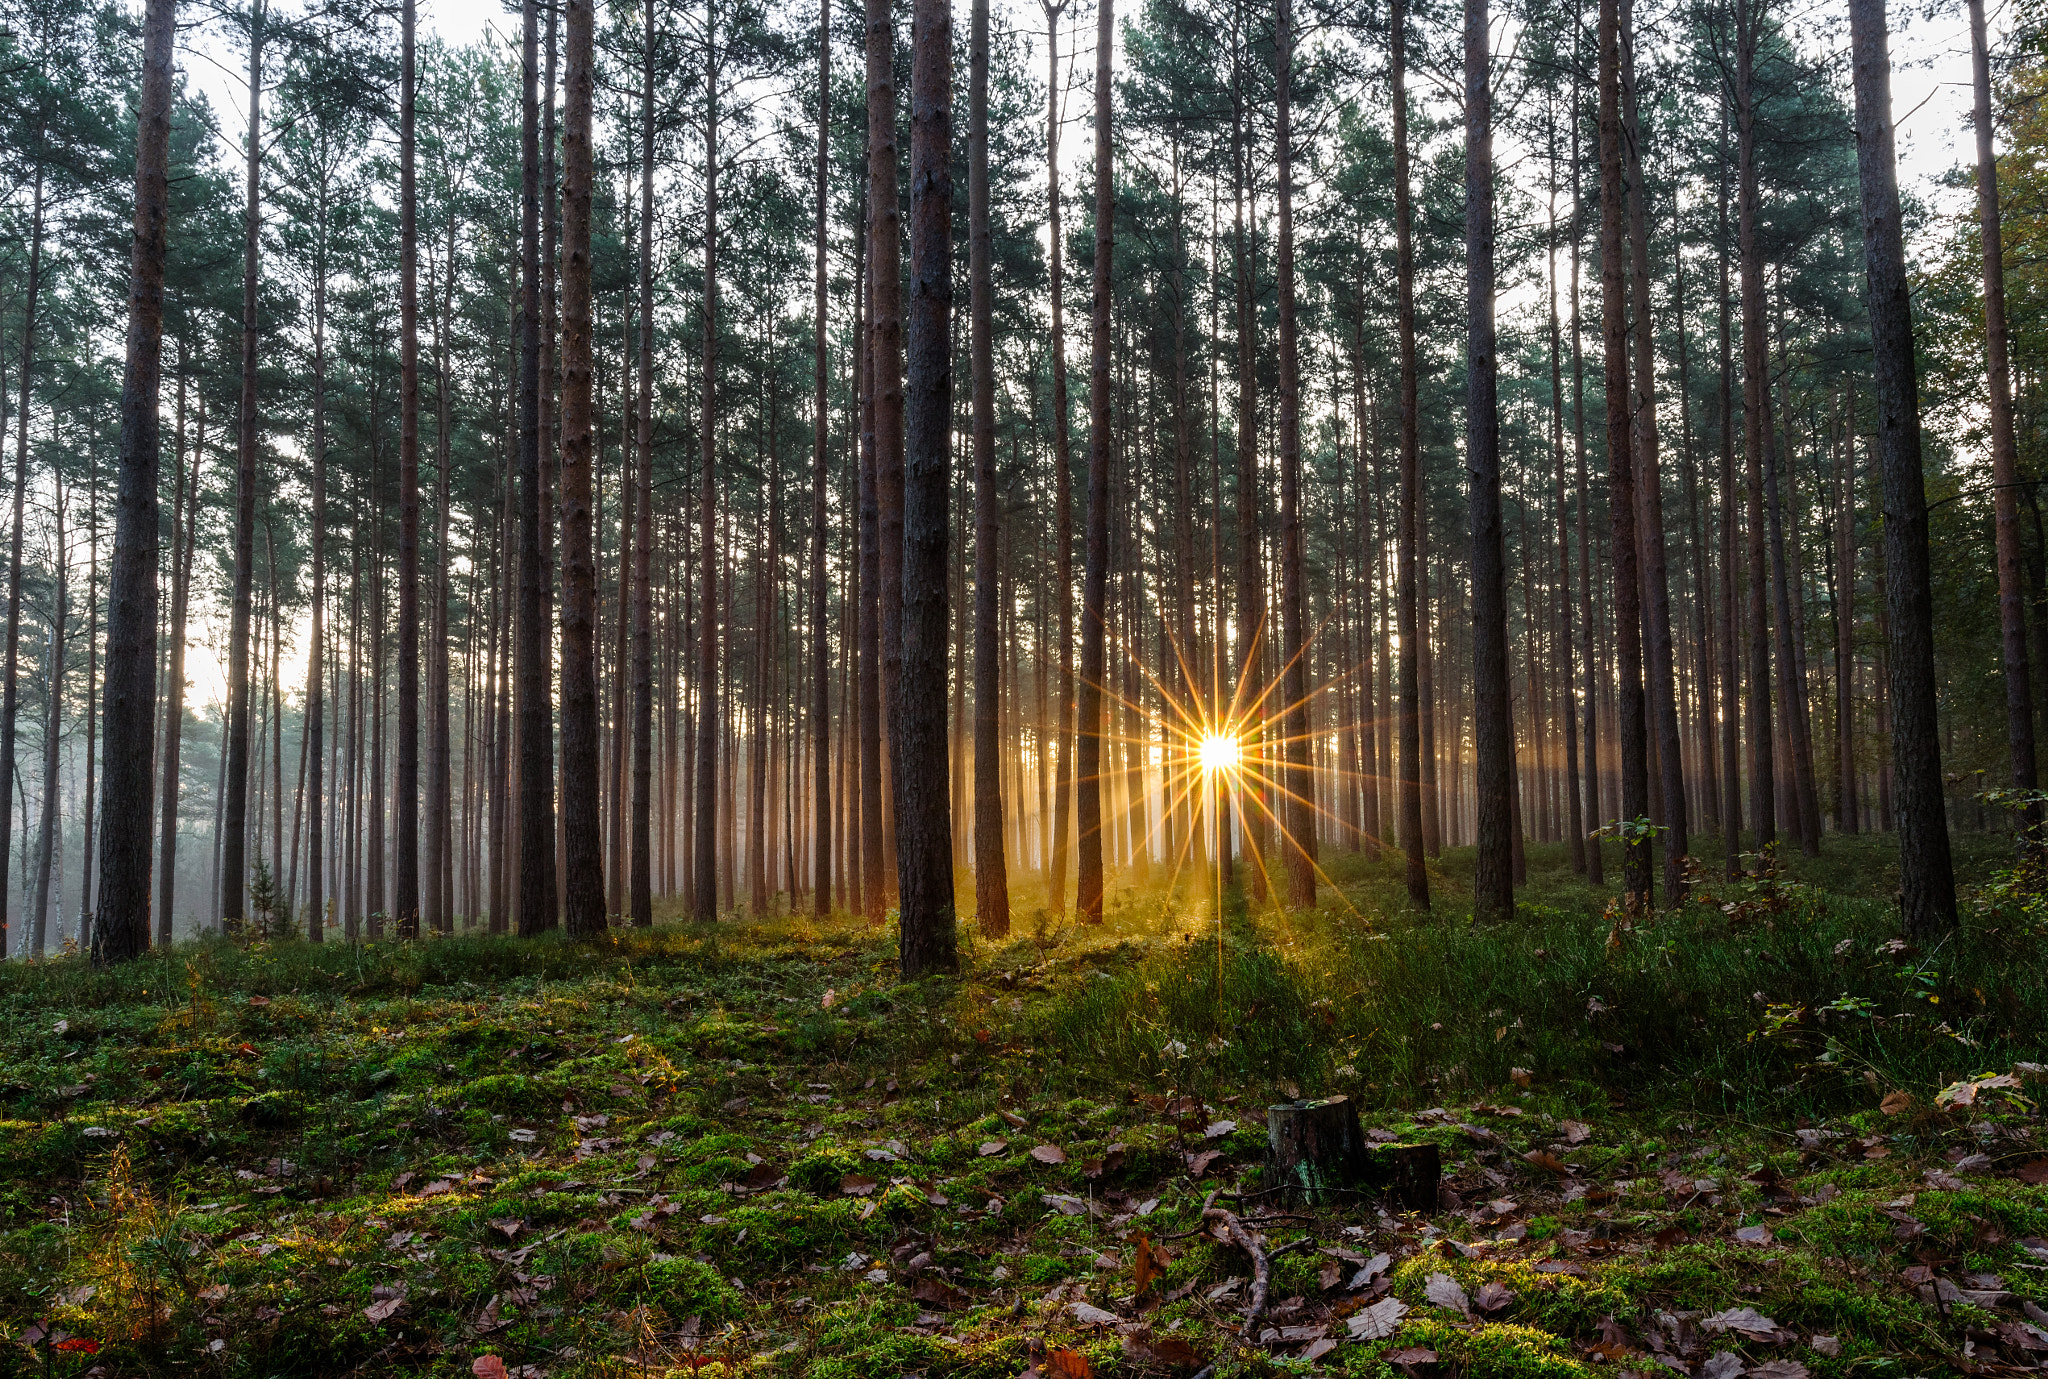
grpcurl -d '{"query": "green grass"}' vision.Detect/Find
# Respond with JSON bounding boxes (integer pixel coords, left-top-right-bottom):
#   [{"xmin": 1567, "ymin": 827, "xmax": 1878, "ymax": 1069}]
[{"xmin": 1, "ymin": 832, "xmax": 2045, "ymax": 1376}]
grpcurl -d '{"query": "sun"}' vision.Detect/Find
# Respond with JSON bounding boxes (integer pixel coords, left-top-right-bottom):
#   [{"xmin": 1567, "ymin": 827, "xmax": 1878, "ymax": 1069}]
[{"xmin": 1197, "ymin": 730, "xmax": 1241, "ymax": 775}]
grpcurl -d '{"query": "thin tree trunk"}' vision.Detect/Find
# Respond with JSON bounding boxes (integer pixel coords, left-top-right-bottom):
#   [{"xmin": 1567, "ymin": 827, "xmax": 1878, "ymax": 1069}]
[
  {"xmin": 559, "ymin": 0, "xmax": 604, "ymax": 936},
  {"xmin": 222, "ymin": 0, "xmax": 266, "ymax": 931},
  {"xmin": 1736, "ymin": 0, "xmax": 1777, "ymax": 853},
  {"xmin": 1275, "ymin": 0, "xmax": 1314, "ymax": 907},
  {"xmin": 94, "ymin": 0, "xmax": 176, "ymax": 961},
  {"xmin": 32, "ymin": 480, "xmax": 66, "ymax": 957},
  {"xmin": 394, "ymin": 0, "xmax": 421, "ymax": 937},
  {"xmin": 1623, "ymin": 0, "xmax": 1687, "ymax": 895},
  {"xmin": 631, "ymin": 0, "xmax": 656, "ymax": 926},
  {"xmin": 1075, "ymin": 0, "xmax": 1114, "ymax": 926},
  {"xmin": 1848, "ymin": 0, "xmax": 1957, "ymax": 934},
  {"xmin": 516, "ymin": 0, "xmax": 556, "ymax": 935},
  {"xmin": 969, "ymin": 0, "xmax": 1008, "ymax": 938},
  {"xmin": 1466, "ymin": 0, "xmax": 1512, "ymax": 921},
  {"xmin": 1600, "ymin": 0, "xmax": 1650, "ymax": 906},
  {"xmin": 1392, "ymin": 0, "xmax": 1426, "ymax": 908},
  {"xmin": 693, "ymin": 0, "xmax": 722, "ymax": 921},
  {"xmin": 810, "ymin": 0, "xmax": 832, "ymax": 917}
]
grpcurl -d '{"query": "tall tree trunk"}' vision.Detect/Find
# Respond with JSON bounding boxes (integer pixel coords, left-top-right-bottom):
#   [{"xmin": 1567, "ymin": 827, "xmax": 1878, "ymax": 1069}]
[
  {"xmin": 1231, "ymin": 0, "xmax": 1265, "ymax": 896},
  {"xmin": 870, "ymin": 0, "xmax": 905, "ymax": 895},
  {"xmin": 517, "ymin": 0, "xmax": 556, "ymax": 935},
  {"xmin": 693, "ymin": 0, "xmax": 722, "ymax": 921},
  {"xmin": 1622, "ymin": 0, "xmax": 1687, "ymax": 895},
  {"xmin": 1969, "ymin": 0, "xmax": 2037, "ymax": 831},
  {"xmin": 1466, "ymin": 0, "xmax": 1512, "ymax": 921},
  {"xmin": 559, "ymin": 0, "xmax": 605, "ymax": 936},
  {"xmin": 1547, "ymin": 104, "xmax": 1584, "ymax": 875},
  {"xmin": 1392, "ymin": 0, "xmax": 1428, "ymax": 910},
  {"xmin": 1571, "ymin": 41, "xmax": 1604, "ymax": 886},
  {"xmin": 1848, "ymin": 0, "xmax": 1957, "ymax": 934},
  {"xmin": 1039, "ymin": 0, "xmax": 1076, "ymax": 916},
  {"xmin": 305, "ymin": 174, "xmax": 330, "ymax": 940},
  {"xmin": 631, "ymin": 0, "xmax": 656, "ymax": 926},
  {"xmin": 93, "ymin": 0, "xmax": 176, "ymax": 961},
  {"xmin": 810, "ymin": 0, "xmax": 832, "ymax": 917},
  {"xmin": 898, "ymin": 0, "xmax": 958, "ymax": 972},
  {"xmin": 2, "ymin": 165, "xmax": 43, "ymax": 958},
  {"xmin": 1736, "ymin": 0, "xmax": 1777, "ymax": 853},
  {"xmin": 856, "ymin": 209, "xmax": 885, "ymax": 920},
  {"xmin": 1075, "ymin": 0, "xmax": 1114, "ymax": 926},
  {"xmin": 31, "ymin": 488, "xmax": 65, "ymax": 957},
  {"xmin": 1275, "ymin": 0, "xmax": 1314, "ymax": 908},
  {"xmin": 395, "ymin": 0, "xmax": 421, "ymax": 938},
  {"xmin": 969, "ymin": 0, "xmax": 1008, "ymax": 938},
  {"xmin": 1716, "ymin": 94, "xmax": 1742, "ymax": 870},
  {"xmin": 1600, "ymin": 0, "xmax": 1650, "ymax": 906},
  {"xmin": 223, "ymin": 0, "xmax": 265, "ymax": 931}
]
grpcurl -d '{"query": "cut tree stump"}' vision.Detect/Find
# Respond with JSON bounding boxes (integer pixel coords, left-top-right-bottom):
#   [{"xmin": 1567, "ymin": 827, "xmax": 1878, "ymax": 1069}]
[{"xmin": 1265, "ymin": 1095, "xmax": 1439, "ymax": 1211}]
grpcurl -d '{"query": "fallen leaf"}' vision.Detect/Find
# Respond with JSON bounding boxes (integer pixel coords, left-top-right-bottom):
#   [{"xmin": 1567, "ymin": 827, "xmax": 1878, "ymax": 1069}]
[
  {"xmin": 1523, "ymin": 1149, "xmax": 1571, "ymax": 1174},
  {"xmin": 1047, "ymin": 1347, "xmax": 1095, "ymax": 1379},
  {"xmin": 1030, "ymin": 1143, "xmax": 1067, "ymax": 1165},
  {"xmin": 1299, "ymin": 1337, "xmax": 1340, "ymax": 1362},
  {"xmin": 1345, "ymin": 1296, "xmax": 1409, "ymax": 1340},
  {"xmin": 1203, "ymin": 1120, "xmax": 1237, "ymax": 1139},
  {"xmin": 1703, "ymin": 1306, "xmax": 1787, "ymax": 1342},
  {"xmin": 1699, "ymin": 1353, "xmax": 1745, "ymax": 1379},
  {"xmin": 1880, "ymin": 1090, "xmax": 1914, "ymax": 1115},
  {"xmin": 1145, "ymin": 1335, "xmax": 1205, "ymax": 1366},
  {"xmin": 472, "ymin": 1359, "xmax": 509, "ymax": 1379},
  {"xmin": 1809, "ymin": 1335, "xmax": 1841, "ymax": 1357},
  {"xmin": 1069, "ymin": 1300, "xmax": 1120, "ymax": 1326},
  {"xmin": 977, "ymin": 1140, "xmax": 1007, "ymax": 1157},
  {"xmin": 1735, "ymin": 1224, "xmax": 1773, "ymax": 1245},
  {"xmin": 1384, "ymin": 1348, "xmax": 1437, "ymax": 1369},
  {"xmin": 999, "ymin": 1109, "xmax": 1028, "ymax": 1129},
  {"xmin": 2015, "ymin": 1160, "xmax": 2048, "ymax": 1185},
  {"xmin": 365, "ymin": 1294, "xmax": 406, "ymax": 1323},
  {"xmin": 1472, "ymin": 1280, "xmax": 1515, "ymax": 1314},
  {"xmin": 1560, "ymin": 1119, "xmax": 1592, "ymax": 1144},
  {"xmin": 1748, "ymin": 1364, "xmax": 1810, "ymax": 1379},
  {"xmin": 910, "ymin": 1276, "xmax": 969, "ymax": 1310},
  {"xmin": 1509, "ymin": 1067, "xmax": 1533, "ymax": 1088},
  {"xmin": 839, "ymin": 1174, "xmax": 878, "ymax": 1196},
  {"xmin": 1132, "ymin": 1234, "xmax": 1163, "ymax": 1295},
  {"xmin": 1044, "ymin": 1193, "xmax": 1089, "ymax": 1215},
  {"xmin": 1186, "ymin": 1148, "xmax": 1223, "ymax": 1176},
  {"xmin": 1347, "ymin": 1251, "xmax": 1392, "ymax": 1290},
  {"xmin": 1424, "ymin": 1271, "xmax": 1471, "ymax": 1316}
]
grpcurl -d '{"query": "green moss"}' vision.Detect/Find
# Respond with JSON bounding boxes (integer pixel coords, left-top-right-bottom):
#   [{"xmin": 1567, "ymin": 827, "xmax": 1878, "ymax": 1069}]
[
  {"xmin": 1395, "ymin": 1316, "xmax": 1597, "ymax": 1379},
  {"xmin": 637, "ymin": 1255, "xmax": 743, "ymax": 1320}
]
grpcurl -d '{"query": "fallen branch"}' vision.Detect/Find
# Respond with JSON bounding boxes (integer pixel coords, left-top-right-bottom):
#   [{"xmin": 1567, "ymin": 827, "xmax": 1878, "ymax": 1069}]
[{"xmin": 1200, "ymin": 1191, "xmax": 1273, "ymax": 1331}]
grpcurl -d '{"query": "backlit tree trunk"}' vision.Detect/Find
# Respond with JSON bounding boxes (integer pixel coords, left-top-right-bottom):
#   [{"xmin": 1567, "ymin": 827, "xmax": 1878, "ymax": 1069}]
[
  {"xmin": 969, "ymin": 0, "xmax": 1008, "ymax": 938},
  {"xmin": 1391, "ymin": 0, "xmax": 1428, "ymax": 910},
  {"xmin": 93, "ymin": 0, "xmax": 176, "ymax": 963},
  {"xmin": 1075, "ymin": 0, "xmax": 1114, "ymax": 926}
]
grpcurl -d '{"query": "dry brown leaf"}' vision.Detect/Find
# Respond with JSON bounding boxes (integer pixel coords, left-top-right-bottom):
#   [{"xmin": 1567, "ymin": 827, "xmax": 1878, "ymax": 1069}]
[
  {"xmin": 1045, "ymin": 1348, "xmax": 1095, "ymax": 1379},
  {"xmin": 1879, "ymin": 1090, "xmax": 1914, "ymax": 1115},
  {"xmin": 977, "ymin": 1140, "xmax": 1007, "ymax": 1157},
  {"xmin": 2015, "ymin": 1160, "xmax": 2048, "ymax": 1185},
  {"xmin": 1472, "ymin": 1280, "xmax": 1515, "ymax": 1314},
  {"xmin": 1523, "ymin": 1149, "xmax": 1571, "ymax": 1174},
  {"xmin": 910, "ymin": 1276, "xmax": 969, "ymax": 1310},
  {"xmin": 1346, "ymin": 1297, "xmax": 1409, "ymax": 1340},
  {"xmin": 1509, "ymin": 1067, "xmax": 1533, "ymax": 1088},
  {"xmin": 1424, "ymin": 1272, "xmax": 1470, "ymax": 1315},
  {"xmin": 1560, "ymin": 1119, "xmax": 1592, "ymax": 1144},
  {"xmin": 472, "ymin": 1359, "xmax": 509, "ymax": 1379},
  {"xmin": 839, "ymin": 1174, "xmax": 878, "ymax": 1196},
  {"xmin": 1132, "ymin": 1234, "xmax": 1163, "ymax": 1295},
  {"xmin": 1030, "ymin": 1144, "xmax": 1067, "ymax": 1165}
]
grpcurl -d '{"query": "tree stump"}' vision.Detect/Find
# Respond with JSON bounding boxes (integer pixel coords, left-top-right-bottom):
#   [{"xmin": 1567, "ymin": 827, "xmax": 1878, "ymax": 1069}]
[{"xmin": 1266, "ymin": 1095, "xmax": 1439, "ymax": 1211}]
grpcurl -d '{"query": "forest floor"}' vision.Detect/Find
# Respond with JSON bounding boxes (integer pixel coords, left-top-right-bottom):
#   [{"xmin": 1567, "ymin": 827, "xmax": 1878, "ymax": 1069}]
[{"xmin": 6, "ymin": 830, "xmax": 2048, "ymax": 1378}]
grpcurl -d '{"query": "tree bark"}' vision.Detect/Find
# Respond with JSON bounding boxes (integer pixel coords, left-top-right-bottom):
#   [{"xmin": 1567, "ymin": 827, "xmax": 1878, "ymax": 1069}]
[
  {"xmin": 969, "ymin": 0, "xmax": 1008, "ymax": 938},
  {"xmin": 631, "ymin": 0, "xmax": 656, "ymax": 926},
  {"xmin": 395, "ymin": 0, "xmax": 421, "ymax": 938},
  {"xmin": 898, "ymin": 0, "xmax": 958, "ymax": 972},
  {"xmin": 517, "ymin": 0, "xmax": 556, "ymax": 936},
  {"xmin": 1391, "ymin": 0, "xmax": 1428, "ymax": 910},
  {"xmin": 1848, "ymin": 0, "xmax": 1957, "ymax": 935},
  {"xmin": 559, "ymin": 0, "xmax": 605, "ymax": 937},
  {"xmin": 223, "ymin": 0, "xmax": 266, "ymax": 930},
  {"xmin": 1622, "ymin": 0, "xmax": 1687, "ymax": 896},
  {"xmin": 1040, "ymin": 0, "xmax": 1076, "ymax": 916},
  {"xmin": 811, "ymin": 0, "xmax": 833, "ymax": 917},
  {"xmin": 93, "ymin": 0, "xmax": 176, "ymax": 962},
  {"xmin": 693, "ymin": 0, "xmax": 722, "ymax": 921},
  {"xmin": 1075, "ymin": 0, "xmax": 1114, "ymax": 926},
  {"xmin": 1275, "ymin": 0, "xmax": 1314, "ymax": 908},
  {"xmin": 1736, "ymin": 0, "xmax": 1777, "ymax": 854},
  {"xmin": 1600, "ymin": 0, "xmax": 1650, "ymax": 906},
  {"xmin": 1466, "ymin": 0, "xmax": 1512, "ymax": 922}
]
